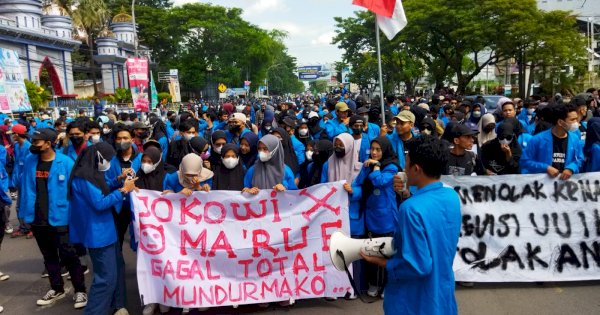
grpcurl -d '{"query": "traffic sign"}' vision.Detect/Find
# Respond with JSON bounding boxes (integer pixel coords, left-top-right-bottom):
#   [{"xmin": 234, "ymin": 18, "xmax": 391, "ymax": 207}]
[{"xmin": 218, "ymin": 83, "xmax": 227, "ymax": 93}]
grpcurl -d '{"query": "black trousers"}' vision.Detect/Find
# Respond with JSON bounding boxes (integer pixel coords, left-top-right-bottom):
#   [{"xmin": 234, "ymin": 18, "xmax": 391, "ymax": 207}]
[
  {"xmin": 115, "ymin": 202, "xmax": 132, "ymax": 249},
  {"xmin": 364, "ymin": 231, "xmax": 393, "ymax": 289},
  {"xmin": 31, "ymin": 225, "xmax": 86, "ymax": 293},
  {"xmin": 0, "ymin": 204, "xmax": 6, "ymax": 249}
]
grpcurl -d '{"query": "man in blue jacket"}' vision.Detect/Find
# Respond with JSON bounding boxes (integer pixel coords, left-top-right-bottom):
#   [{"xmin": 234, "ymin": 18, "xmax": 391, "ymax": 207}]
[
  {"xmin": 9, "ymin": 124, "xmax": 31, "ymax": 238},
  {"xmin": 362, "ymin": 135, "xmax": 461, "ymax": 315},
  {"xmin": 325, "ymin": 102, "xmax": 352, "ymax": 140},
  {"xmin": 521, "ymin": 103, "xmax": 584, "ymax": 178},
  {"xmin": 19, "ymin": 128, "xmax": 87, "ymax": 309}
]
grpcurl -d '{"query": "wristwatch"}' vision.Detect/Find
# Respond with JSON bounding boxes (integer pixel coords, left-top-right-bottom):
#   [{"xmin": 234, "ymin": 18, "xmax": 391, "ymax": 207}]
[{"xmin": 374, "ymin": 162, "xmax": 381, "ymax": 167}]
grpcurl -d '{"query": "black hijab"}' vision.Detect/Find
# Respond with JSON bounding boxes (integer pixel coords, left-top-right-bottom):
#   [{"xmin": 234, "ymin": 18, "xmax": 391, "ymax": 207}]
[
  {"xmin": 209, "ymin": 130, "xmax": 227, "ymax": 167},
  {"xmin": 272, "ymin": 127, "xmax": 299, "ymax": 174},
  {"xmin": 69, "ymin": 142, "xmax": 115, "ymax": 198},
  {"xmin": 102, "ymin": 120, "xmax": 115, "ymax": 146},
  {"xmin": 298, "ymin": 140, "xmax": 315, "ymax": 189},
  {"xmin": 188, "ymin": 136, "xmax": 208, "ymax": 155},
  {"xmin": 240, "ymin": 132, "xmax": 258, "ymax": 169},
  {"xmin": 360, "ymin": 136, "xmax": 400, "ymax": 210},
  {"xmin": 306, "ymin": 139, "xmax": 333, "ymax": 187},
  {"xmin": 212, "ymin": 144, "xmax": 245, "ymax": 191},
  {"xmin": 150, "ymin": 117, "xmax": 167, "ymax": 140},
  {"xmin": 136, "ymin": 147, "xmax": 167, "ymax": 191}
]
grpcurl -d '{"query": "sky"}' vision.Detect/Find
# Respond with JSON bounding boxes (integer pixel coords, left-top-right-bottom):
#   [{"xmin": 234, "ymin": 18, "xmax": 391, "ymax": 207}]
[{"xmin": 172, "ymin": 0, "xmax": 364, "ymax": 66}]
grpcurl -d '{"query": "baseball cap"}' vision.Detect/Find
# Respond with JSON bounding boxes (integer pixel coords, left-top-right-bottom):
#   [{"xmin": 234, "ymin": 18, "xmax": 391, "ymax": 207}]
[
  {"xmin": 11, "ymin": 124, "xmax": 27, "ymax": 135},
  {"xmin": 349, "ymin": 115, "xmax": 366, "ymax": 127},
  {"xmin": 228, "ymin": 112, "xmax": 247, "ymax": 122},
  {"xmin": 453, "ymin": 124, "xmax": 478, "ymax": 138},
  {"xmin": 308, "ymin": 111, "xmax": 319, "ymax": 119},
  {"xmin": 356, "ymin": 107, "xmax": 369, "ymax": 115},
  {"xmin": 132, "ymin": 121, "xmax": 150, "ymax": 129},
  {"xmin": 335, "ymin": 102, "xmax": 349, "ymax": 112},
  {"xmin": 31, "ymin": 128, "xmax": 58, "ymax": 142},
  {"xmin": 394, "ymin": 111, "xmax": 416, "ymax": 124}
]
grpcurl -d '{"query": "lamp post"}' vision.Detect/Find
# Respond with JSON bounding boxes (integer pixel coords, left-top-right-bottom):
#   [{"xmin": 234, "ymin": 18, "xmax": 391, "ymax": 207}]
[{"xmin": 132, "ymin": 0, "xmax": 138, "ymax": 57}]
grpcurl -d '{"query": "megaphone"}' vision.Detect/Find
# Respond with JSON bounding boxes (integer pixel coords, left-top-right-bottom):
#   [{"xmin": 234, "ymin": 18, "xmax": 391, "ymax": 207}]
[{"xmin": 329, "ymin": 231, "xmax": 397, "ymax": 271}]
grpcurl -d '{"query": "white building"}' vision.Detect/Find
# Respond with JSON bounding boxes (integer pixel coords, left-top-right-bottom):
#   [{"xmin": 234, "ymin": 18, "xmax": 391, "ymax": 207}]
[
  {"xmin": 0, "ymin": 0, "xmax": 80, "ymax": 97},
  {"xmin": 537, "ymin": 0, "xmax": 600, "ymax": 17}
]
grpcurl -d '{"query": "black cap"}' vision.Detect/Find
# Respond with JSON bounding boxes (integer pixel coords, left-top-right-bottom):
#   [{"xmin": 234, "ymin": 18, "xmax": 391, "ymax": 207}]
[
  {"xmin": 132, "ymin": 121, "xmax": 150, "ymax": 129},
  {"xmin": 59, "ymin": 110, "xmax": 67, "ymax": 116},
  {"xmin": 31, "ymin": 128, "xmax": 57, "ymax": 142},
  {"xmin": 356, "ymin": 107, "xmax": 369, "ymax": 115},
  {"xmin": 349, "ymin": 115, "xmax": 366, "ymax": 127},
  {"xmin": 143, "ymin": 139, "xmax": 162, "ymax": 152},
  {"xmin": 282, "ymin": 117, "xmax": 296, "ymax": 129},
  {"xmin": 453, "ymin": 124, "xmax": 478, "ymax": 138},
  {"xmin": 572, "ymin": 93, "xmax": 592, "ymax": 107}
]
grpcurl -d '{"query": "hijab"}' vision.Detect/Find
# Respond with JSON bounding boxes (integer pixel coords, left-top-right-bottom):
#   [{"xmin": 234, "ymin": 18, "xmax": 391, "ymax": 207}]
[
  {"xmin": 240, "ymin": 132, "xmax": 258, "ymax": 169},
  {"xmin": 360, "ymin": 136, "xmax": 399, "ymax": 210},
  {"xmin": 69, "ymin": 142, "xmax": 115, "ymax": 198},
  {"xmin": 502, "ymin": 117, "xmax": 525, "ymax": 137},
  {"xmin": 260, "ymin": 110, "xmax": 276, "ymax": 135},
  {"xmin": 306, "ymin": 139, "xmax": 333, "ymax": 186},
  {"xmin": 209, "ymin": 130, "xmax": 227, "ymax": 167},
  {"xmin": 328, "ymin": 133, "xmax": 362, "ymax": 184},
  {"xmin": 212, "ymin": 144, "xmax": 245, "ymax": 191},
  {"xmin": 189, "ymin": 136, "xmax": 208, "ymax": 155},
  {"xmin": 150, "ymin": 117, "xmax": 167, "ymax": 140},
  {"xmin": 136, "ymin": 147, "xmax": 166, "ymax": 191},
  {"xmin": 584, "ymin": 117, "xmax": 600, "ymax": 155},
  {"xmin": 272, "ymin": 127, "xmax": 299, "ymax": 174},
  {"xmin": 252, "ymin": 134, "xmax": 285, "ymax": 189},
  {"xmin": 177, "ymin": 153, "xmax": 214, "ymax": 188},
  {"xmin": 478, "ymin": 113, "xmax": 497, "ymax": 145}
]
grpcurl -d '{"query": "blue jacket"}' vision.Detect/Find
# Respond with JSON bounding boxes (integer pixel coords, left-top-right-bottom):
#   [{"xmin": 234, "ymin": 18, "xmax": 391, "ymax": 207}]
[
  {"xmin": 243, "ymin": 165, "xmax": 298, "ymax": 190},
  {"xmin": 521, "ymin": 129, "xmax": 584, "ymax": 174},
  {"xmin": 156, "ymin": 136, "xmax": 169, "ymax": 161},
  {"xmin": 19, "ymin": 153, "xmax": 73, "ymax": 226},
  {"xmin": 0, "ymin": 145, "xmax": 7, "ymax": 166},
  {"xmin": 105, "ymin": 153, "xmax": 143, "ymax": 212},
  {"xmin": 225, "ymin": 128, "xmax": 251, "ymax": 145},
  {"xmin": 385, "ymin": 182, "xmax": 461, "ymax": 315},
  {"xmin": 325, "ymin": 119, "xmax": 351, "ymax": 140},
  {"xmin": 163, "ymin": 172, "xmax": 212, "ymax": 192},
  {"xmin": 61, "ymin": 141, "xmax": 92, "ymax": 162},
  {"xmin": 290, "ymin": 135, "xmax": 306, "ymax": 166},
  {"xmin": 387, "ymin": 132, "xmax": 409, "ymax": 170},
  {"xmin": 322, "ymin": 163, "xmax": 365, "ymax": 236},
  {"xmin": 355, "ymin": 163, "xmax": 399, "ymax": 234},
  {"xmin": 585, "ymin": 143, "xmax": 600, "ymax": 172},
  {"xmin": 517, "ymin": 110, "xmax": 536, "ymax": 135},
  {"xmin": 11, "ymin": 140, "xmax": 31, "ymax": 187},
  {"xmin": 0, "ymin": 162, "xmax": 11, "ymax": 205},
  {"xmin": 69, "ymin": 177, "xmax": 124, "ymax": 248}
]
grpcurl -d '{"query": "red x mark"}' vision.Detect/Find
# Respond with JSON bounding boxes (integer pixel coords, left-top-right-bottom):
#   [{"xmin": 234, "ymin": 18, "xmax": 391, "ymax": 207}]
[{"xmin": 300, "ymin": 187, "xmax": 340, "ymax": 220}]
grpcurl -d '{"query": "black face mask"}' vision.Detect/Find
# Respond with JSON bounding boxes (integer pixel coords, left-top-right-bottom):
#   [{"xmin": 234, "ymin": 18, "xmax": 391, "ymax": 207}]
[
  {"xmin": 334, "ymin": 147, "xmax": 346, "ymax": 158},
  {"xmin": 29, "ymin": 145, "xmax": 44, "ymax": 155},
  {"xmin": 352, "ymin": 128, "xmax": 362, "ymax": 136},
  {"xmin": 138, "ymin": 131, "xmax": 149, "ymax": 139},
  {"xmin": 228, "ymin": 125, "xmax": 241, "ymax": 133},
  {"xmin": 70, "ymin": 136, "xmax": 84, "ymax": 147}
]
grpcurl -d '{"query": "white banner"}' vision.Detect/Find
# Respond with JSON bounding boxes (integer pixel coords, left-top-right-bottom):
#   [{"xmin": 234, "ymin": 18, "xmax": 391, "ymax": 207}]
[
  {"xmin": 131, "ymin": 182, "xmax": 351, "ymax": 308},
  {"xmin": 445, "ymin": 173, "xmax": 600, "ymax": 282}
]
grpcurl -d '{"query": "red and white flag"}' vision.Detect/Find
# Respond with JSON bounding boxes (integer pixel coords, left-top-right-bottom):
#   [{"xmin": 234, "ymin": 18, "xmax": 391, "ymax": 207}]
[{"xmin": 353, "ymin": 0, "xmax": 408, "ymax": 40}]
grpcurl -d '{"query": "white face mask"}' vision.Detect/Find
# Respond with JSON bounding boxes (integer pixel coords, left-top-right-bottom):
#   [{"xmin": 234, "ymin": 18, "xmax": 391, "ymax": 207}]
[
  {"xmin": 499, "ymin": 139, "xmax": 512, "ymax": 145},
  {"xmin": 568, "ymin": 122, "xmax": 579, "ymax": 132},
  {"xmin": 305, "ymin": 150, "xmax": 314, "ymax": 161},
  {"xmin": 259, "ymin": 151, "xmax": 271, "ymax": 162},
  {"xmin": 103, "ymin": 128, "xmax": 111, "ymax": 134},
  {"xmin": 90, "ymin": 134, "xmax": 101, "ymax": 144},
  {"xmin": 222, "ymin": 157, "xmax": 239, "ymax": 169},
  {"xmin": 214, "ymin": 145, "xmax": 223, "ymax": 154},
  {"xmin": 183, "ymin": 134, "xmax": 194, "ymax": 141},
  {"xmin": 472, "ymin": 111, "xmax": 481, "ymax": 118},
  {"xmin": 527, "ymin": 108, "xmax": 535, "ymax": 115},
  {"xmin": 421, "ymin": 129, "xmax": 432, "ymax": 135},
  {"xmin": 141, "ymin": 162, "xmax": 157, "ymax": 174},
  {"xmin": 298, "ymin": 128, "xmax": 308, "ymax": 136},
  {"xmin": 97, "ymin": 152, "xmax": 111, "ymax": 172}
]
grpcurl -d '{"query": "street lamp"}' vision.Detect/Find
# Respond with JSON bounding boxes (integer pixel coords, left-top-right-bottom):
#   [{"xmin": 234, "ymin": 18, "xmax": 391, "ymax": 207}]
[{"xmin": 132, "ymin": 0, "xmax": 138, "ymax": 57}]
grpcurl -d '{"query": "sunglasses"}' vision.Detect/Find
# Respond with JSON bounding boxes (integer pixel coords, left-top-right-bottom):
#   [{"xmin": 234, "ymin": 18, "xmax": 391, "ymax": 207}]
[{"xmin": 498, "ymin": 135, "xmax": 514, "ymax": 141}]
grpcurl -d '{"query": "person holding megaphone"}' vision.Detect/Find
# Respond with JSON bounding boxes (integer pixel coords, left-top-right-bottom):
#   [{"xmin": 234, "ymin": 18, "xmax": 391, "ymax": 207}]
[{"xmin": 361, "ymin": 135, "xmax": 462, "ymax": 315}]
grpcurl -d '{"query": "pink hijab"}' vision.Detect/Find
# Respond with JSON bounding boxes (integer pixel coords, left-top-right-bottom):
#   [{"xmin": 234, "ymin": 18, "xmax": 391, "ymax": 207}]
[{"xmin": 328, "ymin": 133, "xmax": 362, "ymax": 184}]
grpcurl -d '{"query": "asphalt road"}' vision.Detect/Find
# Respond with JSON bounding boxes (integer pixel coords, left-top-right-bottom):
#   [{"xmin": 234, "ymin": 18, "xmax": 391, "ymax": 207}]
[{"xmin": 1, "ymin": 206, "xmax": 600, "ymax": 315}]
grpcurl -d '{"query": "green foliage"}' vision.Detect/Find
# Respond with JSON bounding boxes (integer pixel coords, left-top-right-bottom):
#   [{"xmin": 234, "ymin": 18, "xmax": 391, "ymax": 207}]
[
  {"xmin": 309, "ymin": 80, "xmax": 329, "ymax": 94},
  {"xmin": 157, "ymin": 92, "xmax": 172, "ymax": 102},
  {"xmin": 25, "ymin": 80, "xmax": 51, "ymax": 112},
  {"xmin": 114, "ymin": 87, "xmax": 132, "ymax": 103}
]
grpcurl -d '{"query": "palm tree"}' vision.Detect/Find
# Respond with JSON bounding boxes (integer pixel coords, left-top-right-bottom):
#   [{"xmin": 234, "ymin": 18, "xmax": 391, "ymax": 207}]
[
  {"xmin": 42, "ymin": 0, "xmax": 74, "ymax": 15},
  {"xmin": 71, "ymin": 0, "xmax": 108, "ymax": 96}
]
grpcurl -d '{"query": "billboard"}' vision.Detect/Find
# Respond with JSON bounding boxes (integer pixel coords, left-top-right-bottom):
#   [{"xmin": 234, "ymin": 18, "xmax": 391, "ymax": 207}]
[
  {"xmin": 0, "ymin": 48, "xmax": 32, "ymax": 113},
  {"xmin": 297, "ymin": 65, "xmax": 332, "ymax": 81}
]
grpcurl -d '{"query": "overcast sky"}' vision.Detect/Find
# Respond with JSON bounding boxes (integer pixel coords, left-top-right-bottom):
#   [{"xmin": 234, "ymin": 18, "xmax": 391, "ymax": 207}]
[{"xmin": 172, "ymin": 0, "xmax": 364, "ymax": 66}]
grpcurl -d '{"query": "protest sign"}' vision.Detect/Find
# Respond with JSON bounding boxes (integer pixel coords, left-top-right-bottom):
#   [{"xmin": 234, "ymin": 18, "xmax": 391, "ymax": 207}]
[
  {"xmin": 131, "ymin": 182, "xmax": 351, "ymax": 308},
  {"xmin": 444, "ymin": 173, "xmax": 600, "ymax": 282},
  {"xmin": 126, "ymin": 58, "xmax": 149, "ymax": 112}
]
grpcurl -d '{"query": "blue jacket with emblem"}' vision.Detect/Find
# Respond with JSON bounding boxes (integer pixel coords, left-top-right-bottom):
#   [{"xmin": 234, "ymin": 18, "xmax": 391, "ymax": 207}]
[{"xmin": 521, "ymin": 129, "xmax": 584, "ymax": 174}]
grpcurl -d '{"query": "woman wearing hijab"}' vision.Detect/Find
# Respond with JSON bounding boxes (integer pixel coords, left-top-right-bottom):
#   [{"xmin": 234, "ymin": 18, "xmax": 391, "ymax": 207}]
[
  {"xmin": 270, "ymin": 127, "xmax": 299, "ymax": 179},
  {"xmin": 353, "ymin": 136, "xmax": 400, "ymax": 298},
  {"xmin": 243, "ymin": 134, "xmax": 297, "ymax": 193},
  {"xmin": 149, "ymin": 117, "xmax": 168, "ymax": 161},
  {"xmin": 212, "ymin": 144, "xmax": 246, "ymax": 191},
  {"xmin": 301, "ymin": 139, "xmax": 333, "ymax": 187},
  {"xmin": 477, "ymin": 113, "xmax": 497, "ymax": 146},
  {"xmin": 258, "ymin": 110, "xmax": 276, "ymax": 138},
  {"xmin": 239, "ymin": 132, "xmax": 258, "ymax": 170},
  {"xmin": 207, "ymin": 130, "xmax": 227, "ymax": 170},
  {"xmin": 481, "ymin": 122, "xmax": 522, "ymax": 175},
  {"xmin": 163, "ymin": 153, "xmax": 213, "ymax": 196},
  {"xmin": 99, "ymin": 117, "xmax": 115, "ymax": 146},
  {"xmin": 68, "ymin": 142, "xmax": 136, "ymax": 315},
  {"xmin": 584, "ymin": 118, "xmax": 600, "ymax": 172},
  {"xmin": 135, "ymin": 146, "xmax": 166, "ymax": 191},
  {"xmin": 188, "ymin": 136, "xmax": 211, "ymax": 171},
  {"xmin": 297, "ymin": 140, "xmax": 315, "ymax": 189}
]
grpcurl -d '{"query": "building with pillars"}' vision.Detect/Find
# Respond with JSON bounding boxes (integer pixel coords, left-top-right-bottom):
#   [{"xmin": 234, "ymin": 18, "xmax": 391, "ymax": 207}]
[
  {"xmin": 94, "ymin": 9, "xmax": 148, "ymax": 95},
  {"xmin": 0, "ymin": 0, "xmax": 80, "ymax": 97}
]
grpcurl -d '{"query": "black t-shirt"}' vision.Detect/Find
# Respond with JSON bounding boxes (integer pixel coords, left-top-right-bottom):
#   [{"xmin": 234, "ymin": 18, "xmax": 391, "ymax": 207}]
[
  {"xmin": 33, "ymin": 160, "xmax": 52, "ymax": 226},
  {"xmin": 446, "ymin": 151, "xmax": 476, "ymax": 176},
  {"xmin": 552, "ymin": 134, "xmax": 568, "ymax": 172}
]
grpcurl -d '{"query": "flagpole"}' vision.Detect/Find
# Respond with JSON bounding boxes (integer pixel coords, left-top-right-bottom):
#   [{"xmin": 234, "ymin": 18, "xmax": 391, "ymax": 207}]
[{"xmin": 375, "ymin": 17, "xmax": 386, "ymax": 124}]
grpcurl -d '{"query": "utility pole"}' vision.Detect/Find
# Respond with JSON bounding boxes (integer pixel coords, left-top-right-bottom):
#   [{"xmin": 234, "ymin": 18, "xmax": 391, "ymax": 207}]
[{"xmin": 132, "ymin": 0, "xmax": 138, "ymax": 58}]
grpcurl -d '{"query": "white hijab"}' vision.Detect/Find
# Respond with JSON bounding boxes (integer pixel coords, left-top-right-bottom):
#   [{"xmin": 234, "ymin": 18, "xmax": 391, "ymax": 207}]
[
  {"xmin": 328, "ymin": 133, "xmax": 362, "ymax": 184},
  {"xmin": 477, "ymin": 113, "xmax": 497, "ymax": 145}
]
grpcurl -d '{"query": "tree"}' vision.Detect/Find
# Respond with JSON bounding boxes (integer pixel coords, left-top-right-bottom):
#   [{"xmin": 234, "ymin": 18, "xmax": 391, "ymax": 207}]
[
  {"xmin": 309, "ymin": 80, "xmax": 329, "ymax": 94},
  {"xmin": 25, "ymin": 80, "xmax": 51, "ymax": 112},
  {"xmin": 71, "ymin": 0, "xmax": 109, "ymax": 96}
]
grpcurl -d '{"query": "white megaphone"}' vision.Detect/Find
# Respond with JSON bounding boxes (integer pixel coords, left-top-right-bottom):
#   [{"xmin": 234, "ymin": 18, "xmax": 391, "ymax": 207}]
[{"xmin": 329, "ymin": 231, "xmax": 397, "ymax": 271}]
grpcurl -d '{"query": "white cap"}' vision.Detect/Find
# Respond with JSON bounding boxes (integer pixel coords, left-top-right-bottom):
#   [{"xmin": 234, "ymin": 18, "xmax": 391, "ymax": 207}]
[
  {"xmin": 417, "ymin": 103, "xmax": 430, "ymax": 112},
  {"xmin": 308, "ymin": 111, "xmax": 319, "ymax": 119},
  {"xmin": 228, "ymin": 112, "xmax": 247, "ymax": 122}
]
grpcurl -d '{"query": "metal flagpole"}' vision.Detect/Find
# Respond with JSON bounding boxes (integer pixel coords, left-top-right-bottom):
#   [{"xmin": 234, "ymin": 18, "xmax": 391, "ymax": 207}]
[{"xmin": 375, "ymin": 18, "xmax": 386, "ymax": 124}]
